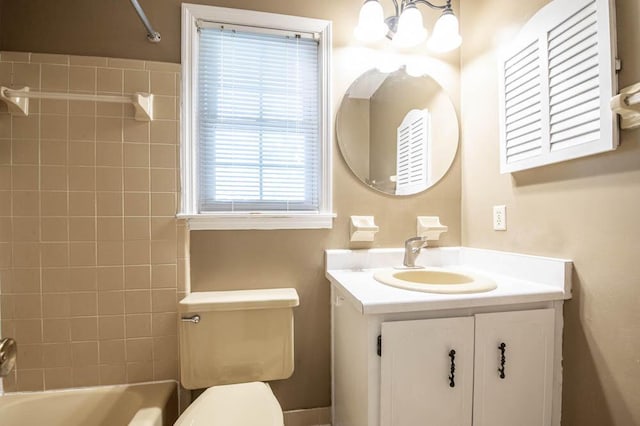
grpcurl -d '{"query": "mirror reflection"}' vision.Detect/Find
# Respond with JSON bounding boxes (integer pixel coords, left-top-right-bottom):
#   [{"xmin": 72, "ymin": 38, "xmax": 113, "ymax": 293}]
[{"xmin": 336, "ymin": 68, "xmax": 459, "ymax": 196}]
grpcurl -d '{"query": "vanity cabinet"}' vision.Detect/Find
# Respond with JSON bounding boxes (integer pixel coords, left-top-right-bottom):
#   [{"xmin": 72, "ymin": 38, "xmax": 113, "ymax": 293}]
[{"xmin": 379, "ymin": 309, "xmax": 555, "ymax": 426}]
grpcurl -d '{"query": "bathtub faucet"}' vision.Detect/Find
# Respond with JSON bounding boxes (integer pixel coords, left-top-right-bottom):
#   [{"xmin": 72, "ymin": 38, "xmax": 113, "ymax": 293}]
[{"xmin": 403, "ymin": 236, "xmax": 429, "ymax": 268}]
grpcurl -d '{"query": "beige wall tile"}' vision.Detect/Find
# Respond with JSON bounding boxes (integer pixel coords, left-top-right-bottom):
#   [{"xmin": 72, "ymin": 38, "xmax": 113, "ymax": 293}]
[
  {"xmin": 16, "ymin": 369, "xmax": 44, "ymax": 392},
  {"xmin": 12, "ymin": 166, "xmax": 39, "ymax": 190},
  {"xmin": 127, "ymin": 361, "xmax": 153, "ymax": 383},
  {"xmin": 70, "ymin": 317, "xmax": 98, "ymax": 341},
  {"xmin": 152, "ymin": 289, "xmax": 176, "ymax": 313},
  {"xmin": 72, "ymin": 365, "xmax": 100, "ymax": 387},
  {"xmin": 124, "ymin": 168, "xmax": 150, "ymax": 192},
  {"xmin": 12, "ymin": 217, "xmax": 40, "ymax": 242},
  {"xmin": 98, "ymin": 291, "xmax": 125, "ymax": 316},
  {"xmin": 125, "ymin": 314, "xmax": 151, "ymax": 338},
  {"xmin": 0, "ymin": 191, "xmax": 12, "ymax": 215},
  {"xmin": 124, "ymin": 240, "xmax": 150, "ymax": 265},
  {"xmin": 150, "ymin": 144, "xmax": 176, "ymax": 169},
  {"xmin": 12, "ymin": 242, "xmax": 40, "ymax": 267},
  {"xmin": 0, "ymin": 139, "xmax": 10, "ymax": 164},
  {"xmin": 152, "ymin": 335, "xmax": 177, "ymax": 361},
  {"xmin": 69, "ymin": 217, "xmax": 96, "ymax": 241},
  {"xmin": 19, "ymin": 344, "xmax": 44, "ymax": 369},
  {"xmin": 12, "ymin": 139, "xmax": 39, "ymax": 164},
  {"xmin": 41, "ymin": 165, "xmax": 68, "ymax": 191},
  {"xmin": 153, "ymin": 358, "xmax": 178, "ymax": 381},
  {"xmin": 13, "ymin": 294, "xmax": 42, "ymax": 319},
  {"xmin": 69, "ymin": 292, "xmax": 98, "ymax": 317},
  {"xmin": 96, "ymin": 142, "xmax": 123, "ymax": 167},
  {"xmin": 0, "ymin": 167, "xmax": 11, "ymax": 190},
  {"xmin": 97, "ymin": 102, "xmax": 123, "ymax": 118},
  {"xmin": 43, "ymin": 319, "xmax": 71, "ymax": 343},
  {"xmin": 40, "ymin": 99, "xmax": 67, "ymax": 115},
  {"xmin": 41, "ymin": 64, "xmax": 69, "ymax": 91},
  {"xmin": 41, "ymin": 217, "xmax": 68, "ymax": 242},
  {"xmin": 1, "ymin": 51, "xmax": 30, "ymax": 62},
  {"xmin": 96, "ymin": 117, "xmax": 123, "ymax": 142},
  {"xmin": 97, "ymin": 241, "xmax": 123, "ymax": 266},
  {"xmin": 108, "ymin": 58, "xmax": 146, "ymax": 70},
  {"xmin": 151, "ymin": 264, "xmax": 177, "ymax": 289},
  {"xmin": 100, "ymin": 364, "xmax": 126, "ymax": 385},
  {"xmin": 14, "ymin": 319, "xmax": 43, "ymax": 343},
  {"xmin": 71, "ymin": 341, "xmax": 99, "ymax": 366},
  {"xmin": 150, "ymin": 168, "xmax": 175, "ymax": 192},
  {"xmin": 124, "ymin": 143, "xmax": 149, "ymax": 167},
  {"xmin": 69, "ymin": 166, "xmax": 95, "ymax": 191},
  {"xmin": 70, "ymin": 56, "xmax": 107, "ymax": 67},
  {"xmin": 124, "ymin": 193, "xmax": 150, "ymax": 217},
  {"xmin": 69, "ymin": 116, "xmax": 96, "ymax": 141},
  {"xmin": 124, "ymin": 217, "xmax": 150, "ymax": 241},
  {"xmin": 69, "ymin": 242, "xmax": 97, "ymax": 266},
  {"xmin": 99, "ymin": 339, "xmax": 125, "ymax": 363},
  {"xmin": 40, "ymin": 140, "xmax": 68, "ymax": 165},
  {"xmin": 96, "ymin": 167, "xmax": 122, "ymax": 191},
  {"xmin": 10, "ymin": 268, "xmax": 41, "ymax": 293},
  {"xmin": 40, "ymin": 242, "xmax": 68, "ymax": 267},
  {"xmin": 41, "ymin": 114, "xmax": 68, "ymax": 140},
  {"xmin": 98, "ymin": 316, "xmax": 124, "ymax": 340},
  {"xmin": 31, "ymin": 53, "xmax": 68, "ymax": 65},
  {"xmin": 151, "ymin": 240, "xmax": 177, "ymax": 265},
  {"xmin": 150, "ymin": 72, "xmax": 176, "ymax": 96},
  {"xmin": 125, "ymin": 265, "xmax": 150, "ymax": 289},
  {"xmin": 12, "ymin": 115, "xmax": 39, "ymax": 140},
  {"xmin": 151, "ymin": 312, "xmax": 177, "ymax": 337},
  {"xmin": 97, "ymin": 68, "xmax": 123, "ymax": 93},
  {"xmin": 69, "ymin": 100, "xmax": 95, "ymax": 116},
  {"xmin": 97, "ymin": 217, "xmax": 123, "ymax": 241},
  {"xmin": 123, "ymin": 120, "xmax": 149, "ymax": 143},
  {"xmin": 12, "ymin": 63, "xmax": 41, "ymax": 88},
  {"xmin": 41, "ymin": 191, "xmax": 68, "ymax": 216},
  {"xmin": 97, "ymin": 266, "xmax": 123, "ymax": 291},
  {"xmin": 42, "ymin": 268, "xmax": 70, "ymax": 293},
  {"xmin": 44, "ymin": 367, "xmax": 73, "ymax": 390},
  {"xmin": 69, "ymin": 66, "xmax": 96, "ymax": 93},
  {"xmin": 126, "ymin": 338, "xmax": 152, "ymax": 362},
  {"xmin": 68, "ymin": 192, "xmax": 95, "ymax": 217},
  {"xmin": 42, "ymin": 293, "xmax": 70, "ymax": 318},
  {"xmin": 124, "ymin": 70, "xmax": 150, "ymax": 93},
  {"xmin": 42, "ymin": 343, "xmax": 72, "ymax": 368},
  {"xmin": 151, "ymin": 218, "xmax": 176, "ymax": 241},
  {"xmin": 96, "ymin": 191, "xmax": 122, "ymax": 216},
  {"xmin": 145, "ymin": 62, "xmax": 180, "ymax": 73},
  {"xmin": 69, "ymin": 141, "xmax": 95, "ymax": 166},
  {"xmin": 153, "ymin": 96, "xmax": 176, "ymax": 120},
  {"xmin": 125, "ymin": 290, "xmax": 151, "ymax": 314},
  {"xmin": 68, "ymin": 267, "xmax": 97, "ymax": 292},
  {"xmin": 150, "ymin": 120, "xmax": 177, "ymax": 144}
]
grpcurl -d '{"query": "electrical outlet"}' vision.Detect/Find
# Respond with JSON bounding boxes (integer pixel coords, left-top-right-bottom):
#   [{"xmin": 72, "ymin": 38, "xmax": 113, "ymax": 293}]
[{"xmin": 493, "ymin": 205, "xmax": 506, "ymax": 231}]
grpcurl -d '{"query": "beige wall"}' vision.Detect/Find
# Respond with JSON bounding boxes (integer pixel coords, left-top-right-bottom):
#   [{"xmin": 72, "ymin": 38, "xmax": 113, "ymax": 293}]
[
  {"xmin": 0, "ymin": 0, "xmax": 462, "ymax": 411},
  {"xmin": 460, "ymin": 0, "xmax": 640, "ymax": 425},
  {"xmin": 0, "ymin": 52, "xmax": 186, "ymax": 391}
]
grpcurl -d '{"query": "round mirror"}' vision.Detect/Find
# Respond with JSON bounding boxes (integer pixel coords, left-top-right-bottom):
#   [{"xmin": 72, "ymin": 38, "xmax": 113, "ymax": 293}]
[{"xmin": 336, "ymin": 68, "xmax": 459, "ymax": 196}]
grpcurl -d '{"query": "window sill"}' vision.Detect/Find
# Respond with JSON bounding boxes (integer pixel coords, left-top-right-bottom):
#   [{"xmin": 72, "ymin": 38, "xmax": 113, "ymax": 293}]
[{"xmin": 177, "ymin": 212, "xmax": 336, "ymax": 230}]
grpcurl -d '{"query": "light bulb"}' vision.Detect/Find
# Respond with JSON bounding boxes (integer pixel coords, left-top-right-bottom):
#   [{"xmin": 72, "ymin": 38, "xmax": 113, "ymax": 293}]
[
  {"xmin": 427, "ymin": 10, "xmax": 462, "ymax": 53},
  {"xmin": 354, "ymin": 0, "xmax": 388, "ymax": 42},
  {"xmin": 392, "ymin": 5, "xmax": 427, "ymax": 48}
]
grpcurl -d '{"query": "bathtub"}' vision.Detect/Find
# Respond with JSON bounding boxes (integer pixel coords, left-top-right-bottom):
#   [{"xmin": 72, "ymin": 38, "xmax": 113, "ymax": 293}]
[{"xmin": 0, "ymin": 381, "xmax": 178, "ymax": 426}]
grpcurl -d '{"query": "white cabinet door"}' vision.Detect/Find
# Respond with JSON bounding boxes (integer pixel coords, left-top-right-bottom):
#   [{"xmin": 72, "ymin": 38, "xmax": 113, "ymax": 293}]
[
  {"xmin": 380, "ymin": 317, "xmax": 474, "ymax": 426},
  {"xmin": 473, "ymin": 309, "xmax": 555, "ymax": 426}
]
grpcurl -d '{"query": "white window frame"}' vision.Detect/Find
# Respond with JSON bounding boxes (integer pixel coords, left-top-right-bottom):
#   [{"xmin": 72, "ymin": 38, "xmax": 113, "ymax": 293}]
[{"xmin": 179, "ymin": 4, "xmax": 334, "ymax": 230}]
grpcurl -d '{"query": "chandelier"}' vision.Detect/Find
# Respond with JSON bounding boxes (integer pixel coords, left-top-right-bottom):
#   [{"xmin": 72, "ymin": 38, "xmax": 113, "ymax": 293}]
[{"xmin": 354, "ymin": 0, "xmax": 462, "ymax": 52}]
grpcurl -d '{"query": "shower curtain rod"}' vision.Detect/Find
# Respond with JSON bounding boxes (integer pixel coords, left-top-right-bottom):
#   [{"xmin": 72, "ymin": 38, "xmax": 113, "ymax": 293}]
[{"xmin": 129, "ymin": 0, "xmax": 161, "ymax": 42}]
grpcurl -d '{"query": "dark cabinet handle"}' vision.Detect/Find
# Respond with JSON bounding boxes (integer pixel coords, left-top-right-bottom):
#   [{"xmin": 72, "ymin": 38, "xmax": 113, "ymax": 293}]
[
  {"xmin": 448, "ymin": 349, "xmax": 456, "ymax": 387},
  {"xmin": 498, "ymin": 342, "xmax": 506, "ymax": 379}
]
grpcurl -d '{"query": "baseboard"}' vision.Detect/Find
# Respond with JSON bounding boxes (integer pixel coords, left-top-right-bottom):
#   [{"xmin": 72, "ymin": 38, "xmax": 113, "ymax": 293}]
[{"xmin": 283, "ymin": 406, "xmax": 331, "ymax": 426}]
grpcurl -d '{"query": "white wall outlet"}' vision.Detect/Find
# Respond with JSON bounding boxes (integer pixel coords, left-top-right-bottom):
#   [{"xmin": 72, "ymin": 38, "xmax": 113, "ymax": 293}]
[{"xmin": 493, "ymin": 205, "xmax": 507, "ymax": 231}]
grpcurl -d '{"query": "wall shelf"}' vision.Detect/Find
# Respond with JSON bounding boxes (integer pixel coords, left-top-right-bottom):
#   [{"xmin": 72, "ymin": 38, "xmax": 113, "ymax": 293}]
[{"xmin": 0, "ymin": 86, "xmax": 154, "ymax": 121}]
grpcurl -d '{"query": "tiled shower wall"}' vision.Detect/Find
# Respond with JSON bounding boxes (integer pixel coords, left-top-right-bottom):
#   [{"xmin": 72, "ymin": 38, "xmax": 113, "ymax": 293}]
[{"xmin": 0, "ymin": 52, "xmax": 188, "ymax": 391}]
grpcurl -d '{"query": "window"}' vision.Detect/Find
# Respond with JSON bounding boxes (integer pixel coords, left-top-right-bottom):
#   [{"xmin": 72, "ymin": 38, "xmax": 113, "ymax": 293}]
[{"xmin": 180, "ymin": 5, "xmax": 334, "ymax": 229}]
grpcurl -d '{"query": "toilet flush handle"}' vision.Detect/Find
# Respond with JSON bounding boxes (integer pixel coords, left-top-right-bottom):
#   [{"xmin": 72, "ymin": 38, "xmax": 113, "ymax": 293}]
[{"xmin": 181, "ymin": 314, "xmax": 201, "ymax": 324}]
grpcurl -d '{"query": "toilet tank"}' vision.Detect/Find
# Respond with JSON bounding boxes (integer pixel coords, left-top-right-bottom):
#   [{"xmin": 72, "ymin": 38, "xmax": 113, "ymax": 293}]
[{"xmin": 178, "ymin": 288, "xmax": 299, "ymax": 390}]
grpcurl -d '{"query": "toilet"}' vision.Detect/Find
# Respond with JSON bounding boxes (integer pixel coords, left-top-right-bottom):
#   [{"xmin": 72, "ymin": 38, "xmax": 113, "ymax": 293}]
[{"xmin": 175, "ymin": 288, "xmax": 299, "ymax": 425}]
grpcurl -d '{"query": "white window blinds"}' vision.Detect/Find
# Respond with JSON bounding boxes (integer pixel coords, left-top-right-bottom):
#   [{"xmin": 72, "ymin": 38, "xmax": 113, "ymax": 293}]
[{"xmin": 197, "ymin": 25, "xmax": 320, "ymax": 212}]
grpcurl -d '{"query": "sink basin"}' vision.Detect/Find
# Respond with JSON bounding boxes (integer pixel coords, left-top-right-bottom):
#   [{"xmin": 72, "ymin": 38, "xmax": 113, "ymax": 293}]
[{"xmin": 373, "ymin": 267, "xmax": 497, "ymax": 294}]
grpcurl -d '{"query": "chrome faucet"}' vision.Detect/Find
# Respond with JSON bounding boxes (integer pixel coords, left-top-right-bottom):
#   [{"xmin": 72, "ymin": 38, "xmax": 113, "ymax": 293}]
[{"xmin": 403, "ymin": 236, "xmax": 429, "ymax": 268}]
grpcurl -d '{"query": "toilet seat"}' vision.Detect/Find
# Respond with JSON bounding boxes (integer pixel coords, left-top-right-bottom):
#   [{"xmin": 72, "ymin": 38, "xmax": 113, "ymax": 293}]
[{"xmin": 175, "ymin": 382, "xmax": 283, "ymax": 425}]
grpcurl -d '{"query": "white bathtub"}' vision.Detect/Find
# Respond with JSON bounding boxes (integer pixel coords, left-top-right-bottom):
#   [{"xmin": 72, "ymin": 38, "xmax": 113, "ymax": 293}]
[{"xmin": 0, "ymin": 381, "xmax": 178, "ymax": 426}]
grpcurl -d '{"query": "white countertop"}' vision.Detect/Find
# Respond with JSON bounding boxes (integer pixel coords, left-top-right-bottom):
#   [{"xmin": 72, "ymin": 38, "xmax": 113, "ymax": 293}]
[{"xmin": 325, "ymin": 247, "xmax": 572, "ymax": 315}]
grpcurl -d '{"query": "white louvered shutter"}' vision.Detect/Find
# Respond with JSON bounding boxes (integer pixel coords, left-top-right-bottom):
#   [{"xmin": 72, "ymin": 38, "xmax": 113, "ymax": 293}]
[
  {"xmin": 395, "ymin": 109, "xmax": 430, "ymax": 195},
  {"xmin": 197, "ymin": 24, "xmax": 320, "ymax": 212},
  {"xmin": 498, "ymin": 0, "xmax": 617, "ymax": 173}
]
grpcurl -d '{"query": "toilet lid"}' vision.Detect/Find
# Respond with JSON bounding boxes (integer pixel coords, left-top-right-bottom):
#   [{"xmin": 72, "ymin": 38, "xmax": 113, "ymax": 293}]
[{"xmin": 175, "ymin": 382, "xmax": 283, "ymax": 426}]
